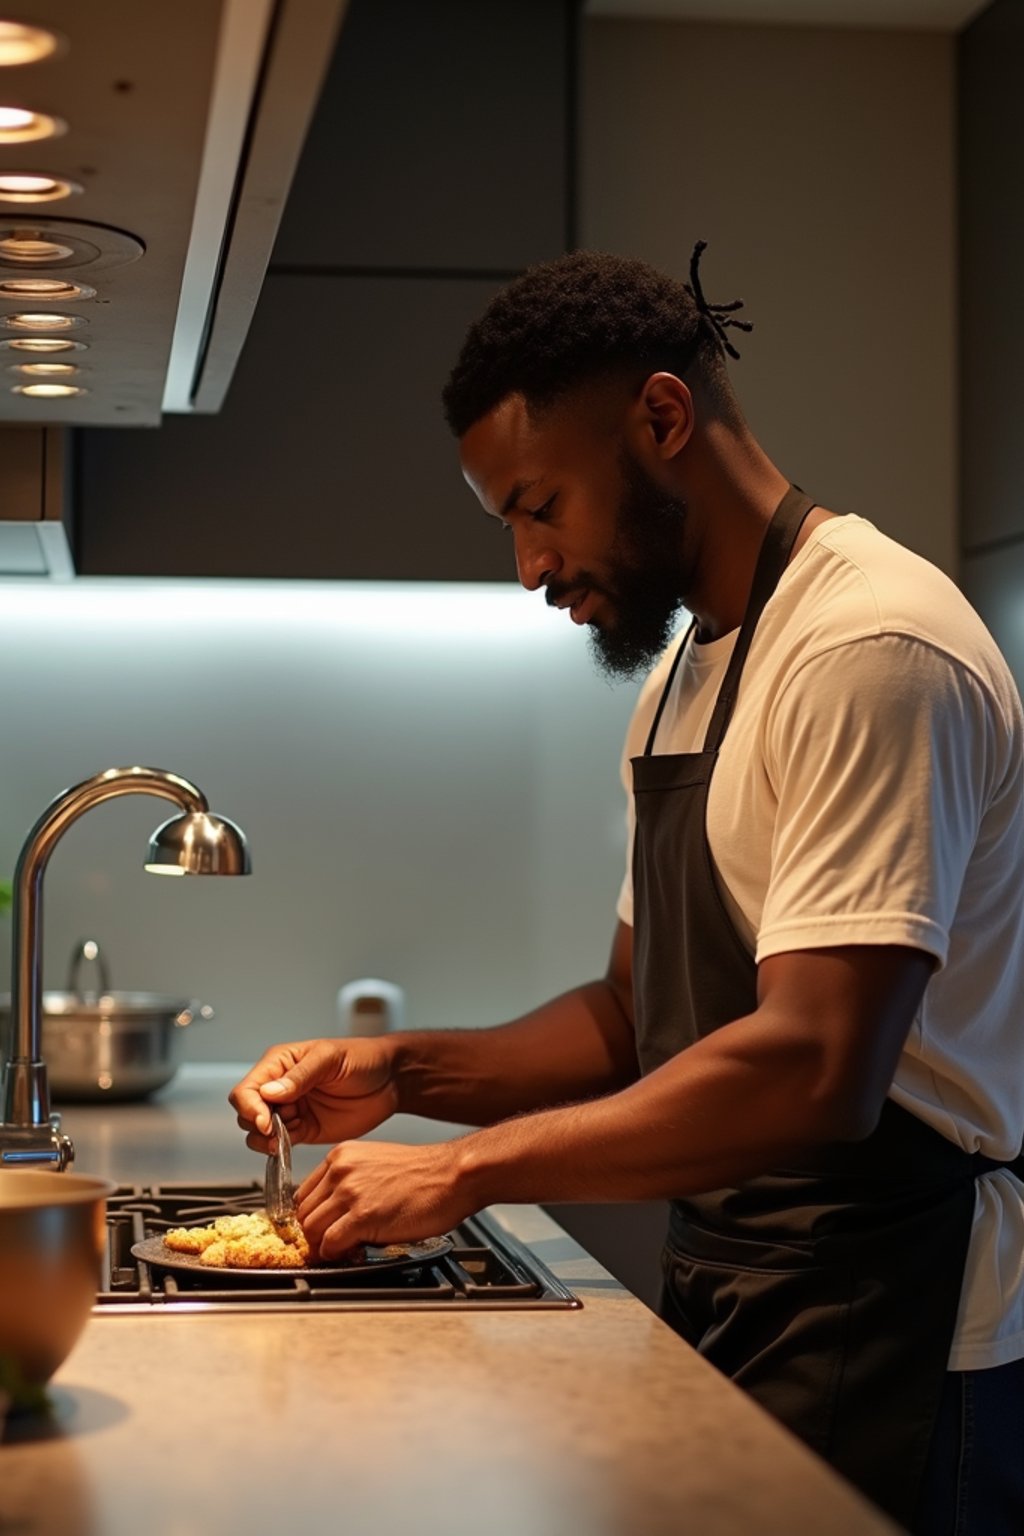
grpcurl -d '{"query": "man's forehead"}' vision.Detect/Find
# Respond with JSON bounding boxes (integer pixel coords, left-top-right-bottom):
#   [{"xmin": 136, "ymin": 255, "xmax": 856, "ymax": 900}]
[
  {"xmin": 459, "ymin": 393, "xmax": 543, "ymax": 512},
  {"xmin": 469, "ymin": 392, "xmax": 536, "ymax": 457},
  {"xmin": 459, "ymin": 379, "xmax": 630, "ymax": 512}
]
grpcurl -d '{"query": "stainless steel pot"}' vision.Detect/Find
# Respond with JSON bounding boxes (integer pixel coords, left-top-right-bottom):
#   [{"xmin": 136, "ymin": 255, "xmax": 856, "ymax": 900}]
[{"xmin": 0, "ymin": 939, "xmax": 214, "ymax": 1102}]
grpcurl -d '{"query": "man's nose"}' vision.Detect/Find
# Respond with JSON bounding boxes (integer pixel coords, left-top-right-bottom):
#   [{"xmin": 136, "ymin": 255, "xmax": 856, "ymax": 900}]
[{"xmin": 513, "ymin": 529, "xmax": 560, "ymax": 592}]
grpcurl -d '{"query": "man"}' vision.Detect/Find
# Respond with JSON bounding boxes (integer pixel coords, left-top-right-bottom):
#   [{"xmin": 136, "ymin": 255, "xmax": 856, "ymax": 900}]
[{"xmin": 232, "ymin": 246, "xmax": 1024, "ymax": 1532}]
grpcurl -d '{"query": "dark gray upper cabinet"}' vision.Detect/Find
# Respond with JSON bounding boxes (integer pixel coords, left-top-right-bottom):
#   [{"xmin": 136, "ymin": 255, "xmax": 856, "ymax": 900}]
[
  {"xmin": 273, "ymin": 0, "xmax": 574, "ymax": 273},
  {"xmin": 76, "ymin": 0, "xmax": 576, "ymax": 580},
  {"xmin": 77, "ymin": 274, "xmax": 514, "ymax": 580},
  {"xmin": 959, "ymin": 0, "xmax": 1024, "ymax": 553}
]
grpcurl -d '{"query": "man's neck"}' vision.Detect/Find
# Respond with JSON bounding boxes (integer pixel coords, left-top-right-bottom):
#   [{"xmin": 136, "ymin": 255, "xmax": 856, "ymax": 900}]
[{"xmin": 685, "ymin": 461, "xmax": 789, "ymax": 640}]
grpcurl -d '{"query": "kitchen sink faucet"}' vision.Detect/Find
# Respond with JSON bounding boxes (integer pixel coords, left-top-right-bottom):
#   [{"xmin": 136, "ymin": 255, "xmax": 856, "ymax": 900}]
[{"xmin": 0, "ymin": 766, "xmax": 250, "ymax": 1170}]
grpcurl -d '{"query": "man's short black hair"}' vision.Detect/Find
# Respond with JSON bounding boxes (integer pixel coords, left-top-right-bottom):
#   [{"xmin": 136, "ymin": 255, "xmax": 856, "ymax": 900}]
[{"xmin": 442, "ymin": 247, "xmax": 746, "ymax": 438}]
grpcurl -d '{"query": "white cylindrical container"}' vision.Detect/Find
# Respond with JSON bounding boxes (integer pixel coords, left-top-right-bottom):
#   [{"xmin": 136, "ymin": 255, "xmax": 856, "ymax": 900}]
[{"xmin": 336, "ymin": 978, "xmax": 406, "ymax": 1037}]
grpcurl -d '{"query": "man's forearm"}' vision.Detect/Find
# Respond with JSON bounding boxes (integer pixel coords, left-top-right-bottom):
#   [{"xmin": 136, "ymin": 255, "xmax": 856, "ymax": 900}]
[
  {"xmin": 449, "ymin": 1003, "xmax": 864, "ymax": 1204},
  {"xmin": 387, "ymin": 979, "xmax": 639, "ymax": 1126}
]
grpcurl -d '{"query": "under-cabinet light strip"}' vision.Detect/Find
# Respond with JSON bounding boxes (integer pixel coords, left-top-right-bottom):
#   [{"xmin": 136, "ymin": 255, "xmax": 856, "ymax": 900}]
[{"xmin": 0, "ymin": 580, "xmax": 580, "ymax": 642}]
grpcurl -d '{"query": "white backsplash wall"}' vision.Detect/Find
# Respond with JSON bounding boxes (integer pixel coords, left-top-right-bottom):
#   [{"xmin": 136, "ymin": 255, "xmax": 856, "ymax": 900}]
[{"xmin": 0, "ymin": 580, "xmax": 639, "ymax": 1065}]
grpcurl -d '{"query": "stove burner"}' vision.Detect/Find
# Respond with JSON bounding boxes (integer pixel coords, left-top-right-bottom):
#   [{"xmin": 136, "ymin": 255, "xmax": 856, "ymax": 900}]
[{"xmin": 96, "ymin": 1182, "xmax": 581, "ymax": 1313}]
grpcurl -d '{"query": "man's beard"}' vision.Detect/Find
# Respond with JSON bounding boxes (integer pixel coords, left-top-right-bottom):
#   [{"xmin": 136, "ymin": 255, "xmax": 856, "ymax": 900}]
[{"xmin": 550, "ymin": 454, "xmax": 690, "ymax": 681}]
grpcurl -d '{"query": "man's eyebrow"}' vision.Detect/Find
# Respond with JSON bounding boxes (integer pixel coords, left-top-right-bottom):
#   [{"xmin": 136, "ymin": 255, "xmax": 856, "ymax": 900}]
[{"xmin": 498, "ymin": 478, "xmax": 541, "ymax": 519}]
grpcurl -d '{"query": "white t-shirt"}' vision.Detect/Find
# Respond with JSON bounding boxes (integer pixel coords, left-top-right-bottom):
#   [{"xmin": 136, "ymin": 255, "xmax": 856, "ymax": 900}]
[{"xmin": 616, "ymin": 515, "xmax": 1024, "ymax": 1371}]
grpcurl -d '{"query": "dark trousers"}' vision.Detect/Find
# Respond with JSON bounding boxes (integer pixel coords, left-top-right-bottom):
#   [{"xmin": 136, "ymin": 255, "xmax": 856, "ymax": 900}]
[{"xmin": 914, "ymin": 1357, "xmax": 1024, "ymax": 1536}]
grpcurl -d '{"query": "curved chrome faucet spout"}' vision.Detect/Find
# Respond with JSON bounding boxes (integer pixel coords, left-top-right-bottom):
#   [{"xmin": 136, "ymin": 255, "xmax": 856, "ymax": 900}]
[{"xmin": 0, "ymin": 767, "xmax": 250, "ymax": 1169}]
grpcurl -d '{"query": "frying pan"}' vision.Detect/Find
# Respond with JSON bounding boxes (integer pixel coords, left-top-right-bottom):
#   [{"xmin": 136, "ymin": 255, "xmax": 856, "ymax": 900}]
[{"xmin": 131, "ymin": 1231, "xmax": 453, "ymax": 1281}]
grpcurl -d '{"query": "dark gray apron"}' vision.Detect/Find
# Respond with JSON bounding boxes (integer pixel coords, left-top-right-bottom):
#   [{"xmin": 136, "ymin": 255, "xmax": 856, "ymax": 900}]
[{"xmin": 631, "ymin": 486, "xmax": 1023, "ymax": 1529}]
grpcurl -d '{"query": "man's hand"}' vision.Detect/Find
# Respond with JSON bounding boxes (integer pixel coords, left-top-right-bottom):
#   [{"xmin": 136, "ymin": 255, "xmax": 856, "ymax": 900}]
[
  {"xmin": 228, "ymin": 1037, "xmax": 399, "ymax": 1150},
  {"xmin": 295, "ymin": 1139, "xmax": 474, "ymax": 1259}
]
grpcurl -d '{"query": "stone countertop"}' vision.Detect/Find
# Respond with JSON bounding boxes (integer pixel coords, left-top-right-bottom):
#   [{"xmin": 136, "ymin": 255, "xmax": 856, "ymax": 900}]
[{"xmin": 1, "ymin": 1066, "xmax": 899, "ymax": 1536}]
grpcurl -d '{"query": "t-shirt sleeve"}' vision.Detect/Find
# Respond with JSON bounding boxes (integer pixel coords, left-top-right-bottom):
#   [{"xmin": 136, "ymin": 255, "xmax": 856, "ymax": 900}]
[{"xmin": 756, "ymin": 632, "xmax": 1002, "ymax": 967}]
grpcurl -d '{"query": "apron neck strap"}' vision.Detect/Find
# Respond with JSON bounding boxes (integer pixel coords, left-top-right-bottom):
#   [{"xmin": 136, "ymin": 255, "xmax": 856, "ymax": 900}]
[
  {"xmin": 643, "ymin": 485, "xmax": 817, "ymax": 759},
  {"xmin": 643, "ymin": 616, "xmax": 698, "ymax": 757},
  {"xmin": 702, "ymin": 485, "xmax": 816, "ymax": 752}
]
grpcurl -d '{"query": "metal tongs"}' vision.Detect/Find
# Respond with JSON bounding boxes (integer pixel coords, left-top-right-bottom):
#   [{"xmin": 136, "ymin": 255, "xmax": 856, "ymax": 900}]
[{"xmin": 265, "ymin": 1111, "xmax": 298, "ymax": 1227}]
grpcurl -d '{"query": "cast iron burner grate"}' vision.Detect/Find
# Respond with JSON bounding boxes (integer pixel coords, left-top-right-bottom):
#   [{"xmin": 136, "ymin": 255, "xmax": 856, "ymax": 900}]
[{"xmin": 95, "ymin": 1182, "xmax": 581, "ymax": 1313}]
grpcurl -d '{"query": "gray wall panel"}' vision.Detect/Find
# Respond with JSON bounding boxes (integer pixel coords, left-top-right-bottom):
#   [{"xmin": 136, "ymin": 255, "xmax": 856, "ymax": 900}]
[
  {"xmin": 78, "ymin": 275, "xmax": 510, "ymax": 580},
  {"xmin": 963, "ymin": 540, "xmax": 1024, "ymax": 691},
  {"xmin": 272, "ymin": 0, "xmax": 573, "ymax": 272},
  {"xmin": 582, "ymin": 19, "xmax": 957, "ymax": 576}
]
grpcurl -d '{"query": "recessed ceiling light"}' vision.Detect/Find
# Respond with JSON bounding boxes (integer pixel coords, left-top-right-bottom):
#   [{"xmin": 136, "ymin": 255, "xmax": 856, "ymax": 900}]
[
  {"xmin": 0, "ymin": 335, "xmax": 86, "ymax": 352},
  {"xmin": 0, "ymin": 234, "xmax": 74, "ymax": 262},
  {"xmin": 0, "ymin": 174, "xmax": 81, "ymax": 204},
  {"xmin": 9, "ymin": 360, "xmax": 79, "ymax": 375},
  {"xmin": 12, "ymin": 381, "xmax": 86, "ymax": 397},
  {"xmin": 0, "ymin": 24, "xmax": 62, "ymax": 67},
  {"xmin": 0, "ymin": 311, "xmax": 85, "ymax": 330},
  {"xmin": 0, "ymin": 222, "xmax": 103, "ymax": 270},
  {"xmin": 0, "ymin": 107, "xmax": 65, "ymax": 143},
  {"xmin": 0, "ymin": 277, "xmax": 95, "ymax": 299}
]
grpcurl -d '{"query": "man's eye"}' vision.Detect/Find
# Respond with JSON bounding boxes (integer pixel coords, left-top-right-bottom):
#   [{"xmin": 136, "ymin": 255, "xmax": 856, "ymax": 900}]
[{"xmin": 526, "ymin": 497, "xmax": 555, "ymax": 523}]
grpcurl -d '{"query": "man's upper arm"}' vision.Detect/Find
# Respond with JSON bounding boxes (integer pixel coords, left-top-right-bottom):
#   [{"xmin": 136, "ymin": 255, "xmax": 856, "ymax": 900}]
[{"xmin": 755, "ymin": 943, "xmax": 936, "ymax": 1137}]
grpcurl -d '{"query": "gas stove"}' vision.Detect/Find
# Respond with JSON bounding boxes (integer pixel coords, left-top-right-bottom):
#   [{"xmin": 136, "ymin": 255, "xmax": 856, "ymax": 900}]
[{"xmin": 96, "ymin": 1181, "xmax": 581, "ymax": 1314}]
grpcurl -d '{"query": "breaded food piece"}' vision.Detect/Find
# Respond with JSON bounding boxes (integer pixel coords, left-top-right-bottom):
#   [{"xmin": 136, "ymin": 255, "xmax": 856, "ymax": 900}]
[
  {"xmin": 164, "ymin": 1210, "xmax": 311, "ymax": 1268},
  {"xmin": 163, "ymin": 1223, "xmax": 222, "ymax": 1254},
  {"xmin": 213, "ymin": 1213, "xmax": 267, "ymax": 1240},
  {"xmin": 198, "ymin": 1239, "xmax": 229, "ymax": 1266},
  {"xmin": 204, "ymin": 1233, "xmax": 308, "ymax": 1269}
]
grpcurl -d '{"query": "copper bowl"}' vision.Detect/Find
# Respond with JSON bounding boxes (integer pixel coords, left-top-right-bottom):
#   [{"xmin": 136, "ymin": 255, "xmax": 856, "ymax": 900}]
[{"xmin": 0, "ymin": 1169, "xmax": 117, "ymax": 1388}]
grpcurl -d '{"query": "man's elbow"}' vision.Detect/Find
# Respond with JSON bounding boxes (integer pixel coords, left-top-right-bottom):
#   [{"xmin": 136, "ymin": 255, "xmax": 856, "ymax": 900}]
[{"xmin": 808, "ymin": 1079, "xmax": 885, "ymax": 1145}]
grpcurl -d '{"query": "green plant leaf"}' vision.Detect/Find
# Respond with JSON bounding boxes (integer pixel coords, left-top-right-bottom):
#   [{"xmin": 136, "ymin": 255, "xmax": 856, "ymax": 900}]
[{"xmin": 0, "ymin": 1353, "xmax": 52, "ymax": 1415}]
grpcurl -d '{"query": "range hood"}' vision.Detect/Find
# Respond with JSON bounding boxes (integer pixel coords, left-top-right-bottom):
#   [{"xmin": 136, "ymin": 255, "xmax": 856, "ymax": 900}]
[{"xmin": 0, "ymin": 0, "xmax": 346, "ymax": 574}]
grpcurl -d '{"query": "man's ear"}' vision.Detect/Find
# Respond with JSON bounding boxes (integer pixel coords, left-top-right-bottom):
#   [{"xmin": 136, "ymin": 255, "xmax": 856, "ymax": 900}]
[{"xmin": 631, "ymin": 372, "xmax": 695, "ymax": 459}]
